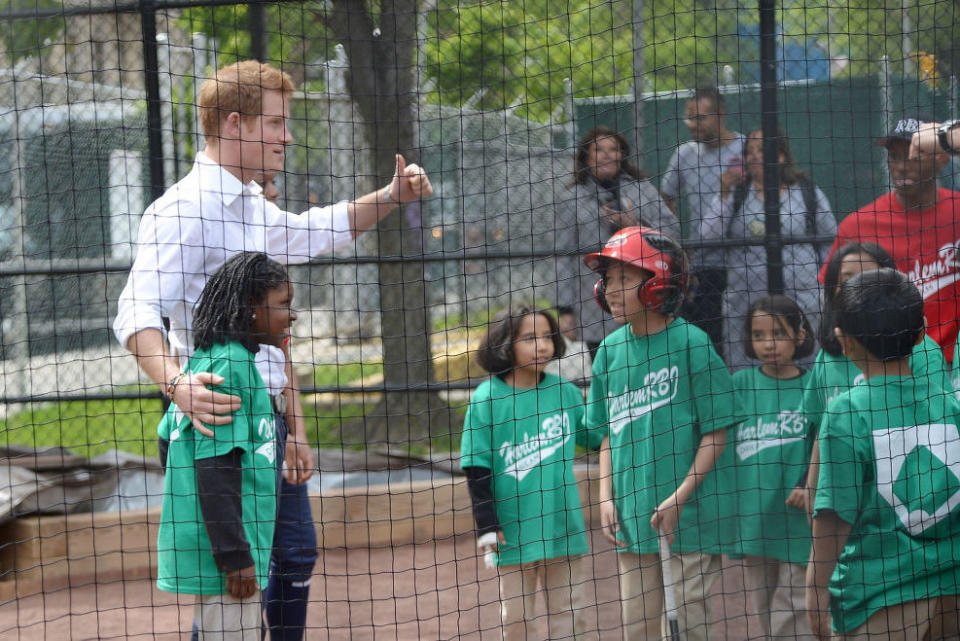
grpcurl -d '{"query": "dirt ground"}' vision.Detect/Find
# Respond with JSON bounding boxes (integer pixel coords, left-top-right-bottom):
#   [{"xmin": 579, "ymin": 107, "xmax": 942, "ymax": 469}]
[{"xmin": 0, "ymin": 530, "xmax": 751, "ymax": 641}]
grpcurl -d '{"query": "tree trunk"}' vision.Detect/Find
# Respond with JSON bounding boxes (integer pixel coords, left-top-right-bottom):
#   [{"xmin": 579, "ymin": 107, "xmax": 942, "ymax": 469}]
[{"xmin": 329, "ymin": 0, "xmax": 455, "ymax": 446}]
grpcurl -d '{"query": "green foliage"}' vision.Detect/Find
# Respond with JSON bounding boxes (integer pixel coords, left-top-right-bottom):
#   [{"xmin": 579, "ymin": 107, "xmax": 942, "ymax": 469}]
[
  {"xmin": 3, "ymin": 0, "xmax": 64, "ymax": 64},
  {"xmin": 425, "ymin": 0, "xmax": 635, "ymax": 121},
  {"xmin": 0, "ymin": 392, "xmax": 461, "ymax": 457},
  {"xmin": 312, "ymin": 361, "xmax": 384, "ymax": 388},
  {"xmin": 177, "ymin": 2, "xmax": 336, "ymax": 77},
  {"xmin": 0, "ymin": 397, "xmax": 165, "ymax": 459},
  {"xmin": 177, "ymin": 0, "xmax": 960, "ymax": 125},
  {"xmin": 303, "ymin": 400, "xmax": 369, "ymax": 449}
]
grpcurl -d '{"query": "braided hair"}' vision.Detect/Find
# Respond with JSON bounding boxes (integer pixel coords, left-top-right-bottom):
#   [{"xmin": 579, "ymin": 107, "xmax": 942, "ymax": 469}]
[{"xmin": 193, "ymin": 252, "xmax": 289, "ymax": 354}]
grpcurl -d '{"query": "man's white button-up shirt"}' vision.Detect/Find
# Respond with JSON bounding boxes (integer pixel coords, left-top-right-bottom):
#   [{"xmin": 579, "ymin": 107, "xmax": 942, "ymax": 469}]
[{"xmin": 114, "ymin": 153, "xmax": 352, "ymax": 392}]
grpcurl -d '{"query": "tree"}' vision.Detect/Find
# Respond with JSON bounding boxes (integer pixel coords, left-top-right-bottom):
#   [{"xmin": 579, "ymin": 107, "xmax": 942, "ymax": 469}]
[
  {"xmin": 313, "ymin": 0, "xmax": 455, "ymax": 445},
  {"xmin": 180, "ymin": 1, "xmax": 453, "ymax": 445},
  {"xmin": 2, "ymin": 0, "xmax": 66, "ymax": 64}
]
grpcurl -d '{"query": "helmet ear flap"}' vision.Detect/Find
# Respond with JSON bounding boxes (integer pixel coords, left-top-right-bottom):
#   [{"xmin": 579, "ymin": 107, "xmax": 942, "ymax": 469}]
[
  {"xmin": 637, "ymin": 277, "xmax": 663, "ymax": 310},
  {"xmin": 594, "ymin": 278, "xmax": 610, "ymax": 313}
]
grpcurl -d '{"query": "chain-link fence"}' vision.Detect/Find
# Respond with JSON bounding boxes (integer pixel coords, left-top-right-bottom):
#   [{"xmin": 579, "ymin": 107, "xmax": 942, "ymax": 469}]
[{"xmin": 2, "ymin": 1, "xmax": 960, "ymax": 639}]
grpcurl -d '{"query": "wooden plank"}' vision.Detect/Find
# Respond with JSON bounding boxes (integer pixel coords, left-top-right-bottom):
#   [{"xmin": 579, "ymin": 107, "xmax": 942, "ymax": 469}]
[{"xmin": 0, "ymin": 467, "xmax": 602, "ymax": 592}]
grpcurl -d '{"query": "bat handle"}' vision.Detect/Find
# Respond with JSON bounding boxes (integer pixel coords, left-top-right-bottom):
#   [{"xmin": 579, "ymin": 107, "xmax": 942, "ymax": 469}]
[{"xmin": 659, "ymin": 529, "xmax": 681, "ymax": 636}]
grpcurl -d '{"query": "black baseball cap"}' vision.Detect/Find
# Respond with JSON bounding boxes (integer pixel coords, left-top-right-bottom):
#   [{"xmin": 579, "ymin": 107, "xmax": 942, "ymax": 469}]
[{"xmin": 876, "ymin": 113, "xmax": 935, "ymax": 147}]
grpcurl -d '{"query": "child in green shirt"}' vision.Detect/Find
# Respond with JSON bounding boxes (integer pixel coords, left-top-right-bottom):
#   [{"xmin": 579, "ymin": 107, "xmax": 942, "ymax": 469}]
[
  {"xmin": 807, "ymin": 268, "xmax": 960, "ymax": 640},
  {"xmin": 584, "ymin": 227, "xmax": 738, "ymax": 641},
  {"xmin": 804, "ymin": 243, "xmax": 951, "ymax": 513},
  {"xmin": 731, "ymin": 295, "xmax": 816, "ymax": 641},
  {"xmin": 156, "ymin": 252, "xmax": 296, "ymax": 640},
  {"xmin": 460, "ymin": 305, "xmax": 600, "ymax": 641}
]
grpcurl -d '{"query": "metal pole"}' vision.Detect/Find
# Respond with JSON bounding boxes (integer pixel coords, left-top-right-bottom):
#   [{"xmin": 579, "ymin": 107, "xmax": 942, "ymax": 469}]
[
  {"xmin": 191, "ymin": 31, "xmax": 208, "ymax": 156},
  {"xmin": 632, "ymin": 0, "xmax": 645, "ymax": 170},
  {"xmin": 759, "ymin": 0, "xmax": 783, "ymax": 295},
  {"xmin": 156, "ymin": 33, "xmax": 177, "ymax": 187},
  {"xmin": 248, "ymin": 1, "xmax": 266, "ymax": 62},
  {"xmin": 140, "ymin": 0, "xmax": 165, "ymax": 200},
  {"xmin": 5, "ymin": 108, "xmax": 30, "ymax": 403}
]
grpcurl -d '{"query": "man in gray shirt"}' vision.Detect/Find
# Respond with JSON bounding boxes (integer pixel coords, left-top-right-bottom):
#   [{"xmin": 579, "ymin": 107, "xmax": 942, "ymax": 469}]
[{"xmin": 662, "ymin": 88, "xmax": 745, "ymax": 357}]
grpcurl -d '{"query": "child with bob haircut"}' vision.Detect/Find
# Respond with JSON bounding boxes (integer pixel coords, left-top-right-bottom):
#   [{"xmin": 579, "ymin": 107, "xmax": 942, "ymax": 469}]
[
  {"xmin": 156, "ymin": 252, "xmax": 295, "ymax": 640},
  {"xmin": 461, "ymin": 305, "xmax": 600, "ymax": 641},
  {"xmin": 807, "ymin": 268, "xmax": 960, "ymax": 641},
  {"xmin": 732, "ymin": 295, "xmax": 817, "ymax": 641},
  {"xmin": 585, "ymin": 227, "xmax": 738, "ymax": 641}
]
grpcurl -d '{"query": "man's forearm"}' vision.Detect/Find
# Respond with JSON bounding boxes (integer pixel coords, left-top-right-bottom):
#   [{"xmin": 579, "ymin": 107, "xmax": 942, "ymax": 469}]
[
  {"xmin": 126, "ymin": 327, "xmax": 181, "ymax": 391},
  {"xmin": 347, "ymin": 187, "xmax": 398, "ymax": 239}
]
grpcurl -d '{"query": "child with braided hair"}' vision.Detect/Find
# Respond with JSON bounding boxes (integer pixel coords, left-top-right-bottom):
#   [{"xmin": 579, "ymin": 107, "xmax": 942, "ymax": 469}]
[{"xmin": 156, "ymin": 252, "xmax": 296, "ymax": 640}]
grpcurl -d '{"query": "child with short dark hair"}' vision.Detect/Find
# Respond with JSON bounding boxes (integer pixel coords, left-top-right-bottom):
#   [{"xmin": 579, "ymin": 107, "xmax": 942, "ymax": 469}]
[
  {"xmin": 156, "ymin": 252, "xmax": 295, "ymax": 640},
  {"xmin": 585, "ymin": 227, "xmax": 738, "ymax": 641},
  {"xmin": 461, "ymin": 305, "xmax": 599, "ymax": 641},
  {"xmin": 807, "ymin": 268, "xmax": 960, "ymax": 640},
  {"xmin": 802, "ymin": 243, "xmax": 951, "ymax": 514},
  {"xmin": 732, "ymin": 295, "xmax": 816, "ymax": 641},
  {"xmin": 805, "ymin": 242, "xmax": 951, "ymax": 433}
]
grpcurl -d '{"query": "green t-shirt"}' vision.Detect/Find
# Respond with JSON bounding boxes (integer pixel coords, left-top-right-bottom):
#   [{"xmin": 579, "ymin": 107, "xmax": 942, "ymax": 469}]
[
  {"xmin": 731, "ymin": 367, "xmax": 811, "ymax": 564},
  {"xmin": 460, "ymin": 373, "xmax": 591, "ymax": 566},
  {"xmin": 802, "ymin": 336, "xmax": 951, "ymax": 436},
  {"xmin": 586, "ymin": 318, "xmax": 739, "ymax": 554},
  {"xmin": 815, "ymin": 375, "xmax": 960, "ymax": 633},
  {"xmin": 156, "ymin": 341, "xmax": 279, "ymax": 595}
]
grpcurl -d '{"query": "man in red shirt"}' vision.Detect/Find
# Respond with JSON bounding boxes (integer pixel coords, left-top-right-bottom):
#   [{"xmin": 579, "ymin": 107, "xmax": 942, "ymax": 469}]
[{"xmin": 820, "ymin": 115, "xmax": 960, "ymax": 362}]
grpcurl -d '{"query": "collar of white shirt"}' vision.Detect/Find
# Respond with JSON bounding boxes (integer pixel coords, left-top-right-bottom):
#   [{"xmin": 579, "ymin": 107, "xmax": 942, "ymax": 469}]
[{"xmin": 195, "ymin": 152, "xmax": 264, "ymax": 205}]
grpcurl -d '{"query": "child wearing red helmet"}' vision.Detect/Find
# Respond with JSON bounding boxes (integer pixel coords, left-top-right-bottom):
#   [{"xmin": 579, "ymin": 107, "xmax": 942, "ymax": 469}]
[{"xmin": 585, "ymin": 227, "xmax": 739, "ymax": 641}]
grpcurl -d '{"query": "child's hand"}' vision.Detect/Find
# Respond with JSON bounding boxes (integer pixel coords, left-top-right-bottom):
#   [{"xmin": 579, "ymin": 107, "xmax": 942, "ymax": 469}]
[
  {"xmin": 600, "ymin": 499, "xmax": 627, "ymax": 548},
  {"xmin": 476, "ymin": 531, "xmax": 505, "ymax": 569},
  {"xmin": 785, "ymin": 486, "xmax": 808, "ymax": 511},
  {"xmin": 650, "ymin": 492, "xmax": 683, "ymax": 545},
  {"xmin": 805, "ymin": 585, "xmax": 833, "ymax": 641},
  {"xmin": 225, "ymin": 565, "xmax": 258, "ymax": 600}
]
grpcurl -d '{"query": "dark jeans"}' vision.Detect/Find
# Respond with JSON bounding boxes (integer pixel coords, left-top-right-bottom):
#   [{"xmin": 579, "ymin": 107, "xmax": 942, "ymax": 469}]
[
  {"xmin": 272, "ymin": 415, "xmax": 319, "ymax": 585},
  {"xmin": 682, "ymin": 266, "xmax": 728, "ymax": 359}
]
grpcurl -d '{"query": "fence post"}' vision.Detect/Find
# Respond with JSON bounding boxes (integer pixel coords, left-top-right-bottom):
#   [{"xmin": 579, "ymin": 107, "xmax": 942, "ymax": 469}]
[
  {"xmin": 632, "ymin": 0, "xmax": 645, "ymax": 171},
  {"xmin": 192, "ymin": 31, "xmax": 209, "ymax": 156},
  {"xmin": 140, "ymin": 0, "xmax": 165, "ymax": 201},
  {"xmin": 249, "ymin": 1, "xmax": 267, "ymax": 61},
  {"xmin": 156, "ymin": 33, "xmax": 177, "ymax": 187},
  {"xmin": 759, "ymin": 0, "xmax": 783, "ymax": 296}
]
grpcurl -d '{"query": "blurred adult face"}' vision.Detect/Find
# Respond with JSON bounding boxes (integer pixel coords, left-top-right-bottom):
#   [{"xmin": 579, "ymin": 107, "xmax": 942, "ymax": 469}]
[
  {"xmin": 685, "ymin": 97, "xmax": 724, "ymax": 144},
  {"xmin": 885, "ymin": 139, "xmax": 943, "ymax": 205},
  {"xmin": 745, "ymin": 131, "xmax": 785, "ymax": 187},
  {"xmin": 587, "ymin": 136, "xmax": 623, "ymax": 181}
]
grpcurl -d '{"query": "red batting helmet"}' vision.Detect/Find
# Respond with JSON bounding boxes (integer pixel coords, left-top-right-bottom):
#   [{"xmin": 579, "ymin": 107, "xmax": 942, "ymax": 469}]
[{"xmin": 584, "ymin": 226, "xmax": 689, "ymax": 315}]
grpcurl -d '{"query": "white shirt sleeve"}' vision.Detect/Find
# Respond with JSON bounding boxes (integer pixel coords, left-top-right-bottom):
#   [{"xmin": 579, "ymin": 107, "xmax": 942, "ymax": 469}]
[
  {"xmin": 264, "ymin": 200, "xmax": 353, "ymax": 264},
  {"xmin": 112, "ymin": 205, "xmax": 205, "ymax": 350}
]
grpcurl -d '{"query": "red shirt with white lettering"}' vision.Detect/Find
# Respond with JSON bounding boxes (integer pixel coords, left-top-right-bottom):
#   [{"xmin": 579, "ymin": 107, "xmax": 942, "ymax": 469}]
[{"xmin": 819, "ymin": 188, "xmax": 960, "ymax": 363}]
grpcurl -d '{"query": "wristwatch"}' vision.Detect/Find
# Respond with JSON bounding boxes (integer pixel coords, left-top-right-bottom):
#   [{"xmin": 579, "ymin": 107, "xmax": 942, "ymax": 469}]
[{"xmin": 938, "ymin": 120, "xmax": 960, "ymax": 155}]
